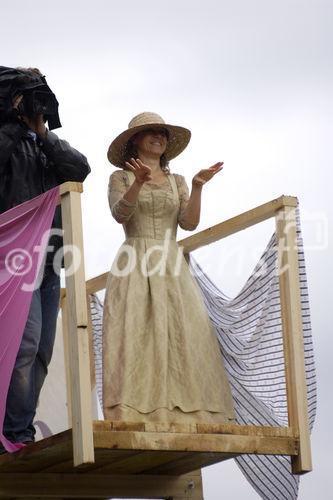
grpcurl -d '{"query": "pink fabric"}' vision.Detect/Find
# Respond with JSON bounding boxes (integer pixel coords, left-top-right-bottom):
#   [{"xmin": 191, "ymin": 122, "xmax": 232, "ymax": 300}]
[{"xmin": 0, "ymin": 187, "xmax": 59, "ymax": 452}]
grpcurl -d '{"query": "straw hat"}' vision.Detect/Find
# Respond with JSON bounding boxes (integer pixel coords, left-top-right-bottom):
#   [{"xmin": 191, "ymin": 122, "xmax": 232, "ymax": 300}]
[{"xmin": 107, "ymin": 112, "xmax": 191, "ymax": 167}]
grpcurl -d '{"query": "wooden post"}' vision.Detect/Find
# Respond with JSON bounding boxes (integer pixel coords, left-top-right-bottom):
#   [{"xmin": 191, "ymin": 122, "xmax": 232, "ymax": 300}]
[
  {"xmin": 275, "ymin": 205, "xmax": 312, "ymax": 473},
  {"xmin": 60, "ymin": 185, "xmax": 94, "ymax": 466},
  {"xmin": 60, "ymin": 296, "xmax": 72, "ymax": 424}
]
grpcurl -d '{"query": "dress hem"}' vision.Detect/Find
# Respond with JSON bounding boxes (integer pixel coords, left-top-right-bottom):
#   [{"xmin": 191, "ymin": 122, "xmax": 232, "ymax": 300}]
[{"xmin": 104, "ymin": 403, "xmax": 236, "ymax": 424}]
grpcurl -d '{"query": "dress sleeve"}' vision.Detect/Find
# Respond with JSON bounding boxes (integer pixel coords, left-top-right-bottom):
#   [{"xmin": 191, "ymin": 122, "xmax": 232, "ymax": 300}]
[
  {"xmin": 108, "ymin": 170, "xmax": 138, "ymax": 224},
  {"xmin": 175, "ymin": 174, "xmax": 198, "ymax": 231}
]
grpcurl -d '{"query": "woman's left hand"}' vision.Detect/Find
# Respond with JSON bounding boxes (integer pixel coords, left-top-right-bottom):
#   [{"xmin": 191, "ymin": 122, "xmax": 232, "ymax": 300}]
[{"xmin": 192, "ymin": 162, "xmax": 224, "ymax": 187}]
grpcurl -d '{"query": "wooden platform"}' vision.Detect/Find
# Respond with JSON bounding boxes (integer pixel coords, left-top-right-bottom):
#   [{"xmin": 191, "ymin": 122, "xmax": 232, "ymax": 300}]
[
  {"xmin": 0, "ymin": 421, "xmax": 298, "ymax": 498},
  {"xmin": 59, "ymin": 188, "xmax": 312, "ymax": 475}
]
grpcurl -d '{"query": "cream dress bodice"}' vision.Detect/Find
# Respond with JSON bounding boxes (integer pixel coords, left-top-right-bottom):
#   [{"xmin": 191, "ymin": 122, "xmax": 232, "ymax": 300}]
[{"xmin": 108, "ymin": 170, "xmax": 198, "ymax": 241}]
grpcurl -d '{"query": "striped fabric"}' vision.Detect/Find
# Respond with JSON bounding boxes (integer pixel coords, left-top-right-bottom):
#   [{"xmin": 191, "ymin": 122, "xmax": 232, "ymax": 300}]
[
  {"xmin": 89, "ymin": 212, "xmax": 316, "ymax": 500},
  {"xmin": 189, "ymin": 213, "xmax": 316, "ymax": 500},
  {"xmin": 89, "ymin": 294, "xmax": 104, "ymax": 410}
]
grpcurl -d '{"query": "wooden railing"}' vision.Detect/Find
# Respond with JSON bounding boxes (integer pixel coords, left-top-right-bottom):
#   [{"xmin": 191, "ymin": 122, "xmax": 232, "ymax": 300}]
[{"xmin": 59, "ymin": 183, "xmax": 312, "ymax": 473}]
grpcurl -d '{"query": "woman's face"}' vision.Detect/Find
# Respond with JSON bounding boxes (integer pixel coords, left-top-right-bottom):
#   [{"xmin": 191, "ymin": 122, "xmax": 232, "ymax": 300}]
[{"xmin": 133, "ymin": 128, "xmax": 168, "ymax": 158}]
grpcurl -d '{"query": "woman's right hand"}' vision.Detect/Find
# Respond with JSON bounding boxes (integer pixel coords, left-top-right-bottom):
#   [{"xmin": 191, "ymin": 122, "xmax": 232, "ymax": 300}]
[{"xmin": 125, "ymin": 158, "xmax": 152, "ymax": 184}]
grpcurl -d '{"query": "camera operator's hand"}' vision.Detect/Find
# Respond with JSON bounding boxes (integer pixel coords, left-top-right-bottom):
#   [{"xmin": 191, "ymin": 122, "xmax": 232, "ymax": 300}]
[
  {"xmin": 12, "ymin": 95, "xmax": 23, "ymax": 110},
  {"xmin": 6, "ymin": 94, "xmax": 23, "ymax": 122},
  {"xmin": 20, "ymin": 114, "xmax": 47, "ymax": 139},
  {"xmin": 11, "ymin": 95, "xmax": 47, "ymax": 138}
]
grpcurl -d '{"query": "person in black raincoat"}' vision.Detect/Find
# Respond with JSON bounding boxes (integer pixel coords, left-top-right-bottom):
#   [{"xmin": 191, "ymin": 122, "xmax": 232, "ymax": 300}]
[{"xmin": 0, "ymin": 66, "xmax": 91, "ymax": 451}]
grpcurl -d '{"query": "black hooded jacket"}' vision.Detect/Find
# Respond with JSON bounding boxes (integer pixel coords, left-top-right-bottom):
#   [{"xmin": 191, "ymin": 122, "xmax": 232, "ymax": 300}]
[{"xmin": 0, "ymin": 119, "xmax": 91, "ymax": 267}]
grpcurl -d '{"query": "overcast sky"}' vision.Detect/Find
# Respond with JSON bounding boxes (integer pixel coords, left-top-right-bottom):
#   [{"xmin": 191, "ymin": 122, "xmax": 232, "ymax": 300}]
[{"xmin": 1, "ymin": 0, "xmax": 332, "ymax": 498}]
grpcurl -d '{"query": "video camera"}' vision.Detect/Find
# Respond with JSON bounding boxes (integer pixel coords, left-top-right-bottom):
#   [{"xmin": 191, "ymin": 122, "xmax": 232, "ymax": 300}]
[{"xmin": 0, "ymin": 66, "xmax": 61, "ymax": 130}]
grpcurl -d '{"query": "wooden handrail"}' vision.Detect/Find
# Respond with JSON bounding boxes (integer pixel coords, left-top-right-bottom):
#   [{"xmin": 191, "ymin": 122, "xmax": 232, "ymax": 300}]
[{"xmin": 179, "ymin": 195, "xmax": 297, "ymax": 253}]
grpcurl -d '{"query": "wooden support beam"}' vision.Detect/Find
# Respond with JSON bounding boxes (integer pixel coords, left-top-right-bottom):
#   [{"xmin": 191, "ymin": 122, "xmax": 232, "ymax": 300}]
[
  {"xmin": 59, "ymin": 182, "xmax": 83, "ymax": 196},
  {"xmin": 60, "ymin": 297, "xmax": 72, "ymax": 424},
  {"xmin": 86, "ymin": 272, "xmax": 109, "ymax": 296},
  {"xmin": 94, "ymin": 420, "xmax": 294, "ymax": 437},
  {"xmin": 56, "ymin": 182, "xmax": 84, "ymax": 209},
  {"xmin": 62, "ymin": 272, "xmax": 109, "ymax": 299},
  {"xmin": 0, "ymin": 472, "xmax": 203, "ymax": 499},
  {"xmin": 93, "ymin": 430, "xmax": 298, "ymax": 456},
  {"xmin": 276, "ymin": 206, "xmax": 312, "ymax": 473},
  {"xmin": 61, "ymin": 189, "xmax": 94, "ymax": 466},
  {"xmin": 179, "ymin": 195, "xmax": 298, "ymax": 253}
]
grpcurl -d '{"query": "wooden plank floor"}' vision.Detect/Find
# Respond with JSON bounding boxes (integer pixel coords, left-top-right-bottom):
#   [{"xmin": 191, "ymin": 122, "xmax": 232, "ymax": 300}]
[{"xmin": 0, "ymin": 421, "xmax": 298, "ymax": 476}]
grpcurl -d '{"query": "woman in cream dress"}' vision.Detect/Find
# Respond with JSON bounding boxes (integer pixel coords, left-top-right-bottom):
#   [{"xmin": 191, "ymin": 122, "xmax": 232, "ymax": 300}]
[{"xmin": 103, "ymin": 112, "xmax": 235, "ymax": 424}]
